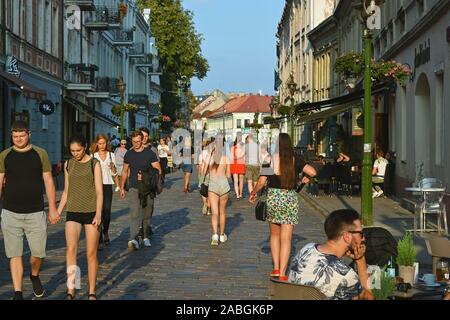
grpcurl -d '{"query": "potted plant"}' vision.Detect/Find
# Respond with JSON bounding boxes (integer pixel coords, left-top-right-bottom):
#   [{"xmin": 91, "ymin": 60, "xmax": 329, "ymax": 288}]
[
  {"xmin": 396, "ymin": 232, "xmax": 417, "ymax": 285},
  {"xmin": 371, "ymin": 60, "xmax": 412, "ymax": 87},
  {"xmin": 372, "ymin": 267, "xmax": 397, "ymax": 300},
  {"xmin": 334, "ymin": 52, "xmax": 363, "ymax": 83}
]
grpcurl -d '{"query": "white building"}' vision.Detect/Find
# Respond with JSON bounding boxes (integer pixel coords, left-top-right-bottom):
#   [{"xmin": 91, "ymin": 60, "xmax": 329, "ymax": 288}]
[{"xmin": 373, "ymin": 0, "xmax": 450, "ymax": 209}]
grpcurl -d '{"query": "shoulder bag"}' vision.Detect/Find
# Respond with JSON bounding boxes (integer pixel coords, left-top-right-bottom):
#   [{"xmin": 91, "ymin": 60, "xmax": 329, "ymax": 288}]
[
  {"xmin": 255, "ymin": 187, "xmax": 267, "ymax": 222},
  {"xmin": 199, "ymin": 149, "xmax": 214, "ymax": 198}
]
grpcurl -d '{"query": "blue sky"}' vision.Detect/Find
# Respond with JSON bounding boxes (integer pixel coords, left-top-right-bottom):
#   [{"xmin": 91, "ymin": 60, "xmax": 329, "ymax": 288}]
[{"xmin": 183, "ymin": 0, "xmax": 284, "ymax": 96}]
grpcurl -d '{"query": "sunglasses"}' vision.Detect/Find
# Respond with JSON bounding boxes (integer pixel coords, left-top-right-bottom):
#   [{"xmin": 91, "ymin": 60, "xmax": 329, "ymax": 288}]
[
  {"xmin": 120, "ymin": 143, "xmax": 126, "ymax": 145},
  {"xmin": 348, "ymin": 230, "xmax": 364, "ymax": 236}
]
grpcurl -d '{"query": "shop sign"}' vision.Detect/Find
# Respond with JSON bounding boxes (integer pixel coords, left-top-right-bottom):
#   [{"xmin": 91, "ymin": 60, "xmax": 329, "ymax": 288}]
[
  {"xmin": 39, "ymin": 100, "xmax": 56, "ymax": 115},
  {"xmin": 352, "ymin": 107, "xmax": 363, "ymax": 136},
  {"xmin": 5, "ymin": 55, "xmax": 20, "ymax": 77}
]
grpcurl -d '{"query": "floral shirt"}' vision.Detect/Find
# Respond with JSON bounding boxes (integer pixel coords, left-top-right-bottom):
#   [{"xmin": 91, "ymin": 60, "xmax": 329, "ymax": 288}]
[{"xmin": 288, "ymin": 243, "xmax": 362, "ymax": 300}]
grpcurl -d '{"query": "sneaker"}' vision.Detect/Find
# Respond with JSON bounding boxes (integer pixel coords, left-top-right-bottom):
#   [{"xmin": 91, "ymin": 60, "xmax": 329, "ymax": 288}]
[
  {"xmin": 377, "ymin": 190, "xmax": 384, "ymax": 197},
  {"xmin": 12, "ymin": 291, "xmax": 23, "ymax": 300},
  {"xmin": 211, "ymin": 234, "xmax": 219, "ymax": 246},
  {"xmin": 219, "ymin": 234, "xmax": 227, "ymax": 243},
  {"xmin": 143, "ymin": 238, "xmax": 151, "ymax": 247},
  {"xmin": 30, "ymin": 274, "xmax": 45, "ymax": 298},
  {"xmin": 114, "ymin": 186, "xmax": 120, "ymax": 192},
  {"xmin": 372, "ymin": 192, "xmax": 378, "ymax": 198},
  {"xmin": 127, "ymin": 239, "xmax": 139, "ymax": 251}
]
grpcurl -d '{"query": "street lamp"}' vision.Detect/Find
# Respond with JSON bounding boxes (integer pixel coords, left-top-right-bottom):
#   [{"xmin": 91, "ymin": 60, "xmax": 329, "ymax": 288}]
[
  {"xmin": 354, "ymin": 0, "xmax": 384, "ymax": 226},
  {"xmin": 286, "ymin": 72, "xmax": 299, "ymax": 146},
  {"xmin": 117, "ymin": 77, "xmax": 126, "ymax": 140},
  {"xmin": 269, "ymin": 96, "xmax": 279, "ymax": 116}
]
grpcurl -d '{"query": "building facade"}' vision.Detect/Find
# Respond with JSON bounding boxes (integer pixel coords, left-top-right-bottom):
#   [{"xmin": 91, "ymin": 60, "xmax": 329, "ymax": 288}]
[
  {"xmin": 276, "ymin": 0, "xmax": 336, "ymax": 144},
  {"xmin": 62, "ymin": 0, "xmax": 161, "ymax": 157},
  {"xmin": 373, "ymin": 0, "xmax": 450, "ymax": 208},
  {"xmin": 0, "ymin": 0, "xmax": 64, "ymax": 163}
]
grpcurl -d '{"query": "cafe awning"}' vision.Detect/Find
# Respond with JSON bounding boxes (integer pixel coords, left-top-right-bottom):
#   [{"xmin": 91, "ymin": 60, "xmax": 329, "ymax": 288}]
[
  {"xmin": 0, "ymin": 70, "xmax": 47, "ymax": 100},
  {"xmin": 64, "ymin": 97, "xmax": 120, "ymax": 128},
  {"xmin": 295, "ymin": 82, "xmax": 394, "ymax": 124},
  {"xmin": 297, "ymin": 102, "xmax": 357, "ymax": 124}
]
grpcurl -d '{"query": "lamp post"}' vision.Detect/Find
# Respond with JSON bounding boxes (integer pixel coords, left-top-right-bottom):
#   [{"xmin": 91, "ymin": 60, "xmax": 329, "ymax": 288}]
[
  {"xmin": 117, "ymin": 77, "xmax": 126, "ymax": 140},
  {"xmin": 286, "ymin": 72, "xmax": 299, "ymax": 146},
  {"xmin": 355, "ymin": 0, "xmax": 384, "ymax": 226}
]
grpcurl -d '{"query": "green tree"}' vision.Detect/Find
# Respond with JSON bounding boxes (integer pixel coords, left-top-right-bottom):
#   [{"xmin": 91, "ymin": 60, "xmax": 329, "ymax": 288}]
[{"xmin": 137, "ymin": 0, "xmax": 209, "ymax": 120}]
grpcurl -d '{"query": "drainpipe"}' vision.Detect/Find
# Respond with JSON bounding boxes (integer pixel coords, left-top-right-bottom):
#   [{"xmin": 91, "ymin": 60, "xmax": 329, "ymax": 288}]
[{"xmin": 2, "ymin": 0, "xmax": 6, "ymax": 149}]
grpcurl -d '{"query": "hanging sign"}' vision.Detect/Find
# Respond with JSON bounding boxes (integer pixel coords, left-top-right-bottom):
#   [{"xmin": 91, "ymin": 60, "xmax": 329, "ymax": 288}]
[{"xmin": 39, "ymin": 100, "xmax": 56, "ymax": 115}]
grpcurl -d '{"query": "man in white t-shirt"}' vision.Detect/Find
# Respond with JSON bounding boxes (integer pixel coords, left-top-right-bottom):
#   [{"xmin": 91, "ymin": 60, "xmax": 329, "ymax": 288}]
[{"xmin": 372, "ymin": 150, "xmax": 389, "ymax": 198}]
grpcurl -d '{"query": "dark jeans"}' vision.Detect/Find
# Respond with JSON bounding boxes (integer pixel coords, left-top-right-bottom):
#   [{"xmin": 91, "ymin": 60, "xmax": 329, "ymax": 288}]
[
  {"xmin": 160, "ymin": 157, "xmax": 168, "ymax": 179},
  {"xmin": 101, "ymin": 184, "xmax": 113, "ymax": 235}
]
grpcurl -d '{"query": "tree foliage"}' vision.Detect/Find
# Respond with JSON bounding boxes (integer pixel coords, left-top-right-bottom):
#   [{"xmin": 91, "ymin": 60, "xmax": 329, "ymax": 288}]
[{"xmin": 137, "ymin": 0, "xmax": 210, "ymax": 120}]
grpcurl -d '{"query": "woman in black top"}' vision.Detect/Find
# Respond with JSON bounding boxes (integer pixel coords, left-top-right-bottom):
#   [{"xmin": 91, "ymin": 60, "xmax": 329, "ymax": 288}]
[{"xmin": 249, "ymin": 133, "xmax": 316, "ymax": 281}]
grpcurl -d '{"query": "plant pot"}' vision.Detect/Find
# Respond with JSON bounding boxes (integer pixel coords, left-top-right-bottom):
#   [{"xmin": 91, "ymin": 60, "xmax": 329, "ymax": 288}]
[
  {"xmin": 398, "ymin": 265, "xmax": 415, "ymax": 285},
  {"xmin": 344, "ymin": 76, "xmax": 357, "ymax": 89}
]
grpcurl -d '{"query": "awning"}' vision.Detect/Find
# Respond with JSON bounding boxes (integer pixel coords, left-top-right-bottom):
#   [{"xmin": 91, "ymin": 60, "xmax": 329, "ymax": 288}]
[
  {"xmin": 295, "ymin": 82, "xmax": 394, "ymax": 125},
  {"xmin": 64, "ymin": 97, "xmax": 120, "ymax": 128},
  {"xmin": 295, "ymin": 82, "xmax": 393, "ymax": 113},
  {"xmin": 0, "ymin": 70, "xmax": 47, "ymax": 100},
  {"xmin": 297, "ymin": 103, "xmax": 357, "ymax": 124}
]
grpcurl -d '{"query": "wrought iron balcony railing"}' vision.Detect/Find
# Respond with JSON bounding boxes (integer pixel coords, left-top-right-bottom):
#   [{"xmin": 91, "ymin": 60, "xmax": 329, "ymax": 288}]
[
  {"xmin": 129, "ymin": 43, "xmax": 145, "ymax": 58},
  {"xmin": 85, "ymin": 6, "xmax": 121, "ymax": 30},
  {"xmin": 110, "ymin": 29, "xmax": 134, "ymax": 46},
  {"xmin": 128, "ymin": 94, "xmax": 150, "ymax": 107}
]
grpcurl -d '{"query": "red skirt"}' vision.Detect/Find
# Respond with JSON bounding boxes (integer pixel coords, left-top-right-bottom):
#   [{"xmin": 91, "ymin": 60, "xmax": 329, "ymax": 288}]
[{"xmin": 231, "ymin": 163, "xmax": 245, "ymax": 174}]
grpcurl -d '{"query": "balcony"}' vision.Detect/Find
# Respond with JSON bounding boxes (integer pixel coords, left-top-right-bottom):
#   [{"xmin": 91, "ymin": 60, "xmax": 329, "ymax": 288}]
[
  {"xmin": 135, "ymin": 54, "xmax": 153, "ymax": 68},
  {"xmin": 129, "ymin": 94, "xmax": 150, "ymax": 107},
  {"xmin": 85, "ymin": 7, "xmax": 121, "ymax": 31},
  {"xmin": 64, "ymin": 0, "xmax": 96, "ymax": 11},
  {"xmin": 129, "ymin": 43, "xmax": 145, "ymax": 59},
  {"xmin": 86, "ymin": 77, "xmax": 119, "ymax": 99},
  {"xmin": 110, "ymin": 29, "xmax": 134, "ymax": 47},
  {"xmin": 65, "ymin": 64, "xmax": 98, "ymax": 91}
]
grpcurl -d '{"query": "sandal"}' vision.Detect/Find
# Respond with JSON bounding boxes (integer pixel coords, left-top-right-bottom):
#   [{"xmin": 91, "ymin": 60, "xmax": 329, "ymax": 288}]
[
  {"xmin": 65, "ymin": 292, "xmax": 75, "ymax": 300},
  {"xmin": 88, "ymin": 293, "xmax": 97, "ymax": 300}
]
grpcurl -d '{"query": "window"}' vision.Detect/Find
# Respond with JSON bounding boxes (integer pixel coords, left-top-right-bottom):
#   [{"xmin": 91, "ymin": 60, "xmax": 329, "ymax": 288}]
[
  {"xmin": 435, "ymin": 75, "xmax": 444, "ymax": 166},
  {"xmin": 397, "ymin": 9, "xmax": 406, "ymax": 35},
  {"xmin": 417, "ymin": 0, "xmax": 424, "ymax": 17},
  {"xmin": 236, "ymin": 119, "xmax": 242, "ymax": 129},
  {"xmin": 244, "ymin": 119, "xmax": 251, "ymax": 128}
]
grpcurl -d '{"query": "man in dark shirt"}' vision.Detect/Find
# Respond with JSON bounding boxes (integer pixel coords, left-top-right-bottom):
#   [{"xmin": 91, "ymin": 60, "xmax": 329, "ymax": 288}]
[
  {"xmin": 120, "ymin": 131, "xmax": 161, "ymax": 250},
  {"xmin": 0, "ymin": 121, "xmax": 59, "ymax": 300}
]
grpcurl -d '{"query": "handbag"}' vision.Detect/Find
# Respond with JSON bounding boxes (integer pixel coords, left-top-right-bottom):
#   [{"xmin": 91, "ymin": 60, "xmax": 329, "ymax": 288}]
[
  {"xmin": 199, "ymin": 148, "xmax": 214, "ymax": 198},
  {"xmin": 255, "ymin": 189, "xmax": 267, "ymax": 221}
]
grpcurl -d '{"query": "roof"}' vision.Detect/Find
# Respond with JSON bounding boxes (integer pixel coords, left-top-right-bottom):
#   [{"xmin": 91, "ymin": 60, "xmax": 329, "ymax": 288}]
[{"xmin": 207, "ymin": 95, "xmax": 273, "ymax": 118}]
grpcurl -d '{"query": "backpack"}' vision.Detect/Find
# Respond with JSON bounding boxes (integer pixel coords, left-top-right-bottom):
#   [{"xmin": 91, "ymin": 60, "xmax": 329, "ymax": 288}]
[{"xmin": 363, "ymin": 227, "xmax": 397, "ymax": 267}]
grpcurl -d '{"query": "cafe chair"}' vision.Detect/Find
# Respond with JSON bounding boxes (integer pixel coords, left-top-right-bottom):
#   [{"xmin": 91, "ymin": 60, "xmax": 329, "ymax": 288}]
[
  {"xmin": 418, "ymin": 178, "xmax": 448, "ymax": 235},
  {"xmin": 268, "ymin": 277, "xmax": 325, "ymax": 300}
]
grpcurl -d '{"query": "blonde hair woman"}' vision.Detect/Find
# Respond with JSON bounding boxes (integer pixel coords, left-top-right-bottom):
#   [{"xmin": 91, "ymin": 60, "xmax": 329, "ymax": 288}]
[{"xmin": 89, "ymin": 134, "xmax": 120, "ymax": 248}]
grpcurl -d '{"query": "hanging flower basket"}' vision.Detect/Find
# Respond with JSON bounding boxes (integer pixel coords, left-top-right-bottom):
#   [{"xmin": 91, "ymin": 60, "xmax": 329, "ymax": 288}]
[
  {"xmin": 173, "ymin": 120, "xmax": 183, "ymax": 128},
  {"xmin": 158, "ymin": 115, "xmax": 171, "ymax": 122},
  {"xmin": 111, "ymin": 105, "xmax": 121, "ymax": 117},
  {"xmin": 334, "ymin": 52, "xmax": 363, "ymax": 79},
  {"xmin": 371, "ymin": 60, "xmax": 412, "ymax": 87},
  {"xmin": 124, "ymin": 103, "xmax": 138, "ymax": 112}
]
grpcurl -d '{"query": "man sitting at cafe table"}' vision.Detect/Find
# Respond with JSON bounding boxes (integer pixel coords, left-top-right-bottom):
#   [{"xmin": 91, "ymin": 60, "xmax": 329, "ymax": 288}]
[{"xmin": 288, "ymin": 209, "xmax": 374, "ymax": 300}]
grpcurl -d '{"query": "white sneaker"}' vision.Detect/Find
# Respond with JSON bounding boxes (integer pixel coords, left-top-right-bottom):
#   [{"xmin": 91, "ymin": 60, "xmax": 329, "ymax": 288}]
[
  {"xmin": 372, "ymin": 192, "xmax": 378, "ymax": 198},
  {"xmin": 219, "ymin": 234, "xmax": 227, "ymax": 244},
  {"xmin": 115, "ymin": 186, "xmax": 120, "ymax": 192},
  {"xmin": 377, "ymin": 190, "xmax": 384, "ymax": 197},
  {"xmin": 127, "ymin": 239, "xmax": 139, "ymax": 250},
  {"xmin": 143, "ymin": 238, "xmax": 151, "ymax": 247},
  {"xmin": 211, "ymin": 234, "xmax": 219, "ymax": 246}
]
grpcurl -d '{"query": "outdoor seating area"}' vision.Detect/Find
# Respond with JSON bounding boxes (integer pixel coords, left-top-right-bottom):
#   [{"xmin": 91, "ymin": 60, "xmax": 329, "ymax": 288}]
[
  {"xmin": 307, "ymin": 159, "xmax": 361, "ymax": 197},
  {"xmin": 405, "ymin": 178, "xmax": 448, "ymax": 235}
]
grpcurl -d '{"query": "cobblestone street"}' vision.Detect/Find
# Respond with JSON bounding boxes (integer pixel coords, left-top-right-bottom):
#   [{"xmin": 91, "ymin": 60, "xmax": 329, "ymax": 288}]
[{"xmin": 0, "ymin": 169, "xmax": 326, "ymax": 300}]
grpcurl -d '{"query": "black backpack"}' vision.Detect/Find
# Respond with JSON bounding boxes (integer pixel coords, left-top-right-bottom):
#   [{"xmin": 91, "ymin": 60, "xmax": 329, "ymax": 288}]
[{"xmin": 363, "ymin": 227, "xmax": 397, "ymax": 267}]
